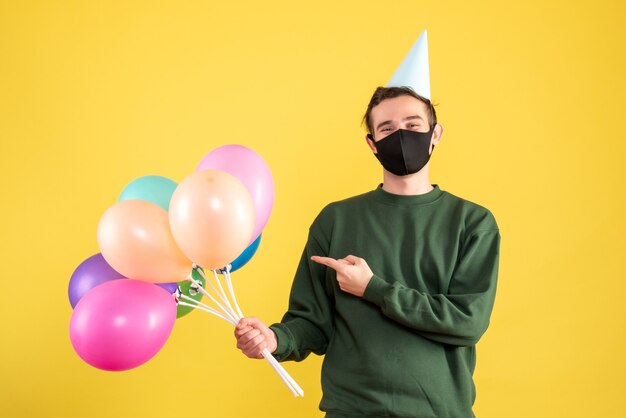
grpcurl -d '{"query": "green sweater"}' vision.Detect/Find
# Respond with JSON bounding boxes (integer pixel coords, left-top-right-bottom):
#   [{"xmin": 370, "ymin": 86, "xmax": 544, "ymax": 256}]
[{"xmin": 270, "ymin": 184, "xmax": 500, "ymax": 418}]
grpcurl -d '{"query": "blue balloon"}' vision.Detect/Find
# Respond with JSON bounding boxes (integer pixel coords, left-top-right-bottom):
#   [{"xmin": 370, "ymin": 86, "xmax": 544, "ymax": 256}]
[
  {"xmin": 229, "ymin": 234, "xmax": 262, "ymax": 272},
  {"xmin": 119, "ymin": 175, "xmax": 178, "ymax": 211}
]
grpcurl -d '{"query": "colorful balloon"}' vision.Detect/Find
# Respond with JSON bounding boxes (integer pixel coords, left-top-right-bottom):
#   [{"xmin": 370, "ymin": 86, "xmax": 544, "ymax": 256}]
[
  {"xmin": 69, "ymin": 279, "xmax": 176, "ymax": 371},
  {"xmin": 196, "ymin": 145, "xmax": 274, "ymax": 243},
  {"xmin": 229, "ymin": 234, "xmax": 261, "ymax": 272},
  {"xmin": 119, "ymin": 175, "xmax": 178, "ymax": 212},
  {"xmin": 68, "ymin": 253, "xmax": 126, "ymax": 308},
  {"xmin": 97, "ymin": 200, "xmax": 191, "ymax": 283},
  {"xmin": 169, "ymin": 170, "xmax": 255, "ymax": 270},
  {"xmin": 157, "ymin": 282, "xmax": 179, "ymax": 295}
]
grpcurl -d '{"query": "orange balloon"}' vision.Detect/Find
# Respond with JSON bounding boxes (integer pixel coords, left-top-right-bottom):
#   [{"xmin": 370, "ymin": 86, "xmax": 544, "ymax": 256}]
[
  {"xmin": 169, "ymin": 170, "xmax": 255, "ymax": 270},
  {"xmin": 97, "ymin": 200, "xmax": 191, "ymax": 283}
]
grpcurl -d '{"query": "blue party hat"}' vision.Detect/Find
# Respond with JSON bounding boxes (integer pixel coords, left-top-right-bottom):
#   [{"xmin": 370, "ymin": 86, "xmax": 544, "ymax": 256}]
[{"xmin": 387, "ymin": 29, "xmax": 431, "ymax": 99}]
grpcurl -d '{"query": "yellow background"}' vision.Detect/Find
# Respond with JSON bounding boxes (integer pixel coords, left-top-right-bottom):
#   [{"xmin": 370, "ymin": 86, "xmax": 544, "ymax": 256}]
[{"xmin": 1, "ymin": 1, "xmax": 624, "ymax": 417}]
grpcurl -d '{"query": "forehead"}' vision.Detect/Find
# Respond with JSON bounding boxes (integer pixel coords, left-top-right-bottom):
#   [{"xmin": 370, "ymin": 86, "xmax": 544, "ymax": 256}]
[{"xmin": 370, "ymin": 95, "xmax": 429, "ymax": 125}]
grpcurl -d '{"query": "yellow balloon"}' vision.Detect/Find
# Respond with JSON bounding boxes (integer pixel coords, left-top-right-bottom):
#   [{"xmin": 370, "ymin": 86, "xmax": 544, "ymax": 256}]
[
  {"xmin": 97, "ymin": 200, "xmax": 192, "ymax": 283},
  {"xmin": 169, "ymin": 169, "xmax": 255, "ymax": 270}
]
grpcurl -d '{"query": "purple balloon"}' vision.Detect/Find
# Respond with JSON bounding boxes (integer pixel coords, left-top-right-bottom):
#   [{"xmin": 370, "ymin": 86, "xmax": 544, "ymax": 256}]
[
  {"xmin": 68, "ymin": 253, "xmax": 126, "ymax": 308},
  {"xmin": 157, "ymin": 282, "xmax": 179, "ymax": 295},
  {"xmin": 69, "ymin": 279, "xmax": 177, "ymax": 371},
  {"xmin": 196, "ymin": 144, "xmax": 274, "ymax": 244}
]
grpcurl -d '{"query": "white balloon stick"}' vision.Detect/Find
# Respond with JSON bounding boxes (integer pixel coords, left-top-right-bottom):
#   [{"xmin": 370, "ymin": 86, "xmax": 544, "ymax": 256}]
[
  {"xmin": 212, "ymin": 269, "xmax": 238, "ymax": 319},
  {"xmin": 223, "ymin": 265, "xmax": 244, "ymax": 319},
  {"xmin": 177, "ymin": 301, "xmax": 236, "ymax": 326},
  {"xmin": 187, "ymin": 274, "xmax": 238, "ymax": 324},
  {"xmin": 261, "ymin": 349, "xmax": 299, "ymax": 397},
  {"xmin": 262, "ymin": 348, "xmax": 304, "ymax": 397},
  {"xmin": 178, "ymin": 294, "xmax": 225, "ymax": 318},
  {"xmin": 185, "ymin": 266, "xmax": 304, "ymax": 397},
  {"xmin": 193, "ymin": 267, "xmax": 239, "ymax": 321}
]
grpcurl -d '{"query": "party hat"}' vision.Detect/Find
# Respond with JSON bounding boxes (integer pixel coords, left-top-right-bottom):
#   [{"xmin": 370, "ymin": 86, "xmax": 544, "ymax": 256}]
[{"xmin": 387, "ymin": 29, "xmax": 431, "ymax": 99}]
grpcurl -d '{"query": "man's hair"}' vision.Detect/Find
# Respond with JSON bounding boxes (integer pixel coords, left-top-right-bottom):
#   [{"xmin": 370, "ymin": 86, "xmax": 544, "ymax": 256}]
[{"xmin": 362, "ymin": 86, "xmax": 437, "ymax": 135}]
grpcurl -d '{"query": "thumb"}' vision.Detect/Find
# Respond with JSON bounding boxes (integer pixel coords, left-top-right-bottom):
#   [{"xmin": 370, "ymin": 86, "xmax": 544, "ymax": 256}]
[
  {"xmin": 343, "ymin": 255, "xmax": 361, "ymax": 265},
  {"xmin": 237, "ymin": 317, "xmax": 254, "ymax": 329}
]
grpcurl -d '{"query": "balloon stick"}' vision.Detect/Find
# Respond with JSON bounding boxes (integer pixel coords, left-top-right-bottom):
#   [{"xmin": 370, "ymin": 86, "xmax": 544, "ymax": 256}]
[
  {"xmin": 178, "ymin": 294, "xmax": 227, "ymax": 319},
  {"xmin": 185, "ymin": 266, "xmax": 304, "ymax": 397},
  {"xmin": 222, "ymin": 265, "xmax": 244, "ymax": 319},
  {"xmin": 212, "ymin": 268, "xmax": 238, "ymax": 318},
  {"xmin": 176, "ymin": 301, "xmax": 236, "ymax": 325},
  {"xmin": 187, "ymin": 272, "xmax": 238, "ymax": 323}
]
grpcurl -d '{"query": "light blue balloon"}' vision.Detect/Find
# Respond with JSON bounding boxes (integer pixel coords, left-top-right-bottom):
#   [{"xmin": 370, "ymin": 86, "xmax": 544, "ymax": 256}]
[
  {"xmin": 119, "ymin": 175, "xmax": 178, "ymax": 212},
  {"xmin": 229, "ymin": 234, "xmax": 262, "ymax": 272}
]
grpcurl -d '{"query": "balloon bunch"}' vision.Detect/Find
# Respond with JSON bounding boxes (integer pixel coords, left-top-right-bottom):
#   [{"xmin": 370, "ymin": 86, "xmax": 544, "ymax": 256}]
[{"xmin": 68, "ymin": 144, "xmax": 303, "ymax": 396}]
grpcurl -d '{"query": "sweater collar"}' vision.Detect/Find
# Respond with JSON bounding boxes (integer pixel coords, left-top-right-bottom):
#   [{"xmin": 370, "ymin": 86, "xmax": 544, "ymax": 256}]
[{"xmin": 372, "ymin": 183, "xmax": 444, "ymax": 206}]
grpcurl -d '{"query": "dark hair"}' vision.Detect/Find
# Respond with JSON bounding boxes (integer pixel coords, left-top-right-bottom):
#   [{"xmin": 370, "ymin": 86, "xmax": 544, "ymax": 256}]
[{"xmin": 362, "ymin": 86, "xmax": 437, "ymax": 135}]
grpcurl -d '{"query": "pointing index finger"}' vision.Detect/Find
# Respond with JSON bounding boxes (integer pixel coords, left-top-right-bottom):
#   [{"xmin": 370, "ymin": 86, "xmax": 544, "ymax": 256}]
[{"xmin": 311, "ymin": 256, "xmax": 342, "ymax": 271}]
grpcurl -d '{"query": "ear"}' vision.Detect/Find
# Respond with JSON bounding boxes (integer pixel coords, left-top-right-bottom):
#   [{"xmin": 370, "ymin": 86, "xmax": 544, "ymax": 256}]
[
  {"xmin": 430, "ymin": 124, "xmax": 443, "ymax": 153},
  {"xmin": 432, "ymin": 124, "xmax": 443, "ymax": 145},
  {"xmin": 365, "ymin": 134, "xmax": 377, "ymax": 154}
]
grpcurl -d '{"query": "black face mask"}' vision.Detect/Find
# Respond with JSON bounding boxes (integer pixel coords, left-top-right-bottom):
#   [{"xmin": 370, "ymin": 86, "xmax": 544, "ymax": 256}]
[{"xmin": 368, "ymin": 128, "xmax": 435, "ymax": 176}]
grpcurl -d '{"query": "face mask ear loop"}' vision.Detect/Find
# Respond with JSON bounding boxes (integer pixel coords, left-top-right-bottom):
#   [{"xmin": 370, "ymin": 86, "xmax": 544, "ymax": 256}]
[{"xmin": 430, "ymin": 125, "xmax": 436, "ymax": 153}]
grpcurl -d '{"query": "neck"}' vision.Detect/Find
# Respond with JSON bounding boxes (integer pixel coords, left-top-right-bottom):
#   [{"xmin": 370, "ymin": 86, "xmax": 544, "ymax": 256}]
[{"xmin": 382, "ymin": 164, "xmax": 434, "ymax": 196}]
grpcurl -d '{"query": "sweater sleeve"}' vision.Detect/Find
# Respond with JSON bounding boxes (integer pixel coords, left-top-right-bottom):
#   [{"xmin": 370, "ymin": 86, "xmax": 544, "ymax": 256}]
[
  {"xmin": 269, "ymin": 230, "xmax": 334, "ymax": 362},
  {"xmin": 362, "ymin": 228, "xmax": 500, "ymax": 347}
]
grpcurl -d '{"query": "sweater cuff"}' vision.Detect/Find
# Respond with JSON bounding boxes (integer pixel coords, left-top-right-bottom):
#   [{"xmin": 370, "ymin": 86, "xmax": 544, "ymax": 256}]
[
  {"xmin": 269, "ymin": 323, "xmax": 293, "ymax": 361},
  {"xmin": 362, "ymin": 274, "xmax": 390, "ymax": 306}
]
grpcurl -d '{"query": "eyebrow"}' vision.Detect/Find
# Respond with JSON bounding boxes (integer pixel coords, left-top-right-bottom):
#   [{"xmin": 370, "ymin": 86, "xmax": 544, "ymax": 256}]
[{"xmin": 375, "ymin": 115, "xmax": 424, "ymax": 131}]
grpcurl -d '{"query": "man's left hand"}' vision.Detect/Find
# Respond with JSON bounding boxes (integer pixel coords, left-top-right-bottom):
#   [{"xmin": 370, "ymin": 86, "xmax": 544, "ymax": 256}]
[{"xmin": 311, "ymin": 255, "xmax": 373, "ymax": 297}]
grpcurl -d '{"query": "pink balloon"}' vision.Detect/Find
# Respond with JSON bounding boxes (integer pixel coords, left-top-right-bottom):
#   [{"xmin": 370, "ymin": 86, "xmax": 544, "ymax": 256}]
[
  {"xmin": 69, "ymin": 279, "xmax": 176, "ymax": 371},
  {"xmin": 196, "ymin": 145, "xmax": 274, "ymax": 243}
]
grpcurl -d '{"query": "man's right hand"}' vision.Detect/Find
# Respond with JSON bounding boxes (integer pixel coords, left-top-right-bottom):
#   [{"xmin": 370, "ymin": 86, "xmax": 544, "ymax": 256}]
[{"xmin": 234, "ymin": 317, "xmax": 278, "ymax": 359}]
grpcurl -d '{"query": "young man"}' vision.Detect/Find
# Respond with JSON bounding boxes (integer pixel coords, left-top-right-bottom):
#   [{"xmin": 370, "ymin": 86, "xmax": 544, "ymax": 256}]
[{"xmin": 234, "ymin": 85, "xmax": 500, "ymax": 418}]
